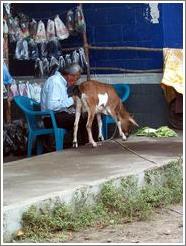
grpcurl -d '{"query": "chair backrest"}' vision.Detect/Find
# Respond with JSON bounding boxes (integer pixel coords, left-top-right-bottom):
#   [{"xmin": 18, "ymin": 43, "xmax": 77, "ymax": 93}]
[
  {"xmin": 14, "ymin": 96, "xmax": 40, "ymax": 131},
  {"xmin": 113, "ymin": 84, "xmax": 130, "ymax": 102}
]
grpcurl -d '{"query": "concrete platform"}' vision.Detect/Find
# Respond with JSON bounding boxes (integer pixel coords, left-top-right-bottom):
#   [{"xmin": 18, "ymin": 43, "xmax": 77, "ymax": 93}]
[{"xmin": 3, "ymin": 133, "xmax": 183, "ymax": 241}]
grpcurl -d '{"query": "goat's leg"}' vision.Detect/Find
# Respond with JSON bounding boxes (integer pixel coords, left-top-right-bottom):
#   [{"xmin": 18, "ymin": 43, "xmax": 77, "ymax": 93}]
[
  {"xmin": 96, "ymin": 113, "xmax": 104, "ymax": 141},
  {"xmin": 109, "ymin": 108, "xmax": 127, "ymax": 141},
  {"xmin": 116, "ymin": 120, "xmax": 127, "ymax": 141},
  {"xmin": 86, "ymin": 110, "xmax": 97, "ymax": 147},
  {"xmin": 73, "ymin": 99, "xmax": 82, "ymax": 148}
]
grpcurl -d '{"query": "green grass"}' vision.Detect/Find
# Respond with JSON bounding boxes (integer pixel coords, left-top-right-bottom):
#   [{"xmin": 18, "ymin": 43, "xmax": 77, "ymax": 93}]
[{"xmin": 14, "ymin": 159, "xmax": 183, "ymax": 242}]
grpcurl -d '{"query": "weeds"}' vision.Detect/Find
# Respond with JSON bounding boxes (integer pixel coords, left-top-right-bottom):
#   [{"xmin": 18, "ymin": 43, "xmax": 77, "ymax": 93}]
[{"xmin": 16, "ymin": 159, "xmax": 183, "ymax": 242}]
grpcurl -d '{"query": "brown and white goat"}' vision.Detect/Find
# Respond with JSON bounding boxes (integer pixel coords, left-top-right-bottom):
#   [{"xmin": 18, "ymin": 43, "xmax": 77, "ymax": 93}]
[{"xmin": 72, "ymin": 80, "xmax": 138, "ymax": 148}]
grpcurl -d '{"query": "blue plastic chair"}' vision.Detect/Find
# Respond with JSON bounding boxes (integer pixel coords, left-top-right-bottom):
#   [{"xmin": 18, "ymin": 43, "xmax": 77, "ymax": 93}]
[
  {"xmin": 102, "ymin": 84, "xmax": 130, "ymax": 139},
  {"xmin": 14, "ymin": 96, "xmax": 67, "ymax": 157}
]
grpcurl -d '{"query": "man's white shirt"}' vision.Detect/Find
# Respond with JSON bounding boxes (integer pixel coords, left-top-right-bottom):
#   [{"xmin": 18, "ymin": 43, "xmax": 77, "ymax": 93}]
[{"xmin": 41, "ymin": 71, "xmax": 74, "ymax": 111}]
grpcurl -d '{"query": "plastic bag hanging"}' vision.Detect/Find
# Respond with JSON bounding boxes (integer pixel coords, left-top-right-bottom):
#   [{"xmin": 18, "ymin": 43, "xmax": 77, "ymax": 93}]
[
  {"xmin": 66, "ymin": 10, "xmax": 75, "ymax": 34},
  {"xmin": 54, "ymin": 15, "xmax": 69, "ymax": 40},
  {"xmin": 79, "ymin": 47, "xmax": 88, "ymax": 68},
  {"xmin": 15, "ymin": 39, "xmax": 29, "ymax": 60},
  {"xmin": 38, "ymin": 41, "xmax": 48, "ymax": 59},
  {"xmin": 65, "ymin": 54, "xmax": 72, "ymax": 65},
  {"xmin": 72, "ymin": 50, "xmax": 80, "ymax": 63},
  {"xmin": 75, "ymin": 6, "xmax": 86, "ymax": 33},
  {"xmin": 35, "ymin": 58, "xmax": 43, "ymax": 77},
  {"xmin": 48, "ymin": 56, "xmax": 59, "ymax": 76},
  {"xmin": 28, "ymin": 39, "xmax": 39, "ymax": 60},
  {"xmin": 35, "ymin": 20, "xmax": 47, "ymax": 43},
  {"xmin": 17, "ymin": 13, "xmax": 30, "ymax": 38},
  {"xmin": 59, "ymin": 55, "xmax": 66, "ymax": 69},
  {"xmin": 3, "ymin": 19, "xmax": 8, "ymax": 34},
  {"xmin": 7, "ymin": 16, "xmax": 23, "ymax": 42},
  {"xmin": 29, "ymin": 19, "xmax": 37, "ymax": 39},
  {"xmin": 46, "ymin": 19, "xmax": 56, "ymax": 41},
  {"xmin": 42, "ymin": 57, "xmax": 49, "ymax": 77}
]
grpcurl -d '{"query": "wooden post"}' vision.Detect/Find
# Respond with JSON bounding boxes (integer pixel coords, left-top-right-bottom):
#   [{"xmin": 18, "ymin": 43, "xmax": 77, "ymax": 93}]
[
  {"xmin": 3, "ymin": 33, "xmax": 12, "ymax": 124},
  {"xmin": 79, "ymin": 4, "xmax": 91, "ymax": 80}
]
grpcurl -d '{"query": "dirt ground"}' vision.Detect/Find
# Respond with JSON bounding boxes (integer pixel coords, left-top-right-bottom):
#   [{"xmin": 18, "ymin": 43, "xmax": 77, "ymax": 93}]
[{"xmin": 49, "ymin": 204, "xmax": 183, "ymax": 244}]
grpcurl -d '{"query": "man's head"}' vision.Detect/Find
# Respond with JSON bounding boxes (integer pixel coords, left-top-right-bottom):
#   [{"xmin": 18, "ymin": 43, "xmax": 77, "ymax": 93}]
[{"xmin": 60, "ymin": 63, "xmax": 82, "ymax": 86}]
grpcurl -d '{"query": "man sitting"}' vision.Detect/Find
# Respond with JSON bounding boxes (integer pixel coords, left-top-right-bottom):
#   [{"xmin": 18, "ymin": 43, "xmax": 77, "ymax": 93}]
[{"xmin": 40, "ymin": 63, "xmax": 98, "ymax": 149}]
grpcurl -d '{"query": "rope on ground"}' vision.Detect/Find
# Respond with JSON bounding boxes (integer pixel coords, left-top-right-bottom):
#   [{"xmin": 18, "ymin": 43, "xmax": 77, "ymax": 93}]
[{"xmin": 101, "ymin": 122, "xmax": 159, "ymax": 166}]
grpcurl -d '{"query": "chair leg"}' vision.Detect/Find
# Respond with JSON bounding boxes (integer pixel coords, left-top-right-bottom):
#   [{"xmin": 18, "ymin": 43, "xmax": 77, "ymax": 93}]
[
  {"xmin": 55, "ymin": 129, "xmax": 65, "ymax": 151},
  {"xmin": 27, "ymin": 133, "xmax": 33, "ymax": 157},
  {"xmin": 102, "ymin": 118, "xmax": 108, "ymax": 140},
  {"xmin": 36, "ymin": 137, "xmax": 44, "ymax": 155}
]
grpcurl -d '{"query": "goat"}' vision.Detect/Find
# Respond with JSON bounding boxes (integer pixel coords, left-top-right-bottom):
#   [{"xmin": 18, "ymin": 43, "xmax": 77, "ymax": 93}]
[{"xmin": 72, "ymin": 80, "xmax": 138, "ymax": 148}]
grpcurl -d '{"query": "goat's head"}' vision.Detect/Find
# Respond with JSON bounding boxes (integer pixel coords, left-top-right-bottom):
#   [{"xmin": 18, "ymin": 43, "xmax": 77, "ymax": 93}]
[{"xmin": 120, "ymin": 115, "xmax": 139, "ymax": 137}]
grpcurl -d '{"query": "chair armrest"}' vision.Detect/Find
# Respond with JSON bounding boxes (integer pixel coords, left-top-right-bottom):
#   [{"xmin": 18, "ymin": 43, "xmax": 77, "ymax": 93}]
[
  {"xmin": 24, "ymin": 108, "xmax": 53, "ymax": 117},
  {"xmin": 26, "ymin": 108, "xmax": 58, "ymax": 129}
]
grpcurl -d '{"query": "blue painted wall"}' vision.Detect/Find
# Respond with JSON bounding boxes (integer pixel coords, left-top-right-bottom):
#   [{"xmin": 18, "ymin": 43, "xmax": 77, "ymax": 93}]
[
  {"xmin": 11, "ymin": 3, "xmax": 183, "ymax": 75},
  {"xmin": 161, "ymin": 3, "xmax": 183, "ymax": 48}
]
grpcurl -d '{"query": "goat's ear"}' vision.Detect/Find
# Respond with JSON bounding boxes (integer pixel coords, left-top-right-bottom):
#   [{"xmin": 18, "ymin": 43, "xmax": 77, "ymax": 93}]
[{"xmin": 129, "ymin": 117, "xmax": 139, "ymax": 127}]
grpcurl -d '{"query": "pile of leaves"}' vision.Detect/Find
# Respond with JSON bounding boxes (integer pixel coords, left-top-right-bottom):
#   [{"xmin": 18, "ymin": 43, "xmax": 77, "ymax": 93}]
[{"xmin": 135, "ymin": 126, "xmax": 177, "ymax": 138}]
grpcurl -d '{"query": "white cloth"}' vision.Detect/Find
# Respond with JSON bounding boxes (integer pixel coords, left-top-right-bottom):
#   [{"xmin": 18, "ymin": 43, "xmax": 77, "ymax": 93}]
[
  {"xmin": 40, "ymin": 71, "xmax": 74, "ymax": 111},
  {"xmin": 28, "ymin": 82, "xmax": 41, "ymax": 103}
]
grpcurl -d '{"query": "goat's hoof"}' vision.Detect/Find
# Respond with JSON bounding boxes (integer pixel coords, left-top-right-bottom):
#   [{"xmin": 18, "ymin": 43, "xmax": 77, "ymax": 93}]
[
  {"xmin": 73, "ymin": 142, "xmax": 78, "ymax": 148},
  {"xmin": 122, "ymin": 136, "xmax": 127, "ymax": 141},
  {"xmin": 98, "ymin": 136, "xmax": 104, "ymax": 142},
  {"xmin": 92, "ymin": 142, "xmax": 98, "ymax": 148}
]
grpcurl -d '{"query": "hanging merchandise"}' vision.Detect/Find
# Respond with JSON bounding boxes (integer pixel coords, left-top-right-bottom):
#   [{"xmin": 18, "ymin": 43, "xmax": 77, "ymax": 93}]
[
  {"xmin": 29, "ymin": 19, "xmax": 37, "ymax": 39},
  {"xmin": 59, "ymin": 55, "xmax": 66, "ymax": 69},
  {"xmin": 3, "ymin": 19, "xmax": 8, "ymax": 34},
  {"xmin": 35, "ymin": 20, "xmax": 47, "ymax": 43},
  {"xmin": 72, "ymin": 50, "xmax": 80, "ymax": 63},
  {"xmin": 17, "ymin": 13, "xmax": 30, "ymax": 38},
  {"xmin": 15, "ymin": 39, "xmax": 29, "ymax": 60},
  {"xmin": 75, "ymin": 6, "xmax": 86, "ymax": 33},
  {"xmin": 38, "ymin": 41, "xmax": 48, "ymax": 58},
  {"xmin": 49, "ymin": 56, "xmax": 59, "ymax": 75},
  {"xmin": 49, "ymin": 56, "xmax": 59, "ymax": 69},
  {"xmin": 18, "ymin": 82, "xmax": 29, "ymax": 96},
  {"xmin": 28, "ymin": 39, "xmax": 39, "ymax": 60},
  {"xmin": 46, "ymin": 19, "xmax": 56, "ymax": 41},
  {"xmin": 3, "ymin": 3, "xmax": 11, "ymax": 16},
  {"xmin": 42, "ymin": 57, "xmax": 49, "ymax": 76},
  {"xmin": 54, "ymin": 15, "xmax": 69, "ymax": 40},
  {"xmin": 47, "ymin": 39, "xmax": 62, "ymax": 58},
  {"xmin": 7, "ymin": 16, "xmax": 23, "ymax": 42},
  {"xmin": 10, "ymin": 81, "xmax": 19, "ymax": 97},
  {"xmin": 65, "ymin": 54, "xmax": 72, "ymax": 65},
  {"xmin": 28, "ymin": 83, "xmax": 42, "ymax": 103},
  {"xmin": 79, "ymin": 47, "xmax": 88, "ymax": 68},
  {"xmin": 66, "ymin": 10, "xmax": 75, "ymax": 35},
  {"xmin": 35, "ymin": 58, "xmax": 43, "ymax": 77}
]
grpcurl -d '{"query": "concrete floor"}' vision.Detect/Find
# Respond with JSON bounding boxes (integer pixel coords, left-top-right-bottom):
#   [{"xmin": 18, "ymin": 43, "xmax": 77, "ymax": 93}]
[
  {"xmin": 4, "ymin": 134, "xmax": 183, "ymax": 206},
  {"xmin": 3, "ymin": 132, "xmax": 183, "ymax": 241}
]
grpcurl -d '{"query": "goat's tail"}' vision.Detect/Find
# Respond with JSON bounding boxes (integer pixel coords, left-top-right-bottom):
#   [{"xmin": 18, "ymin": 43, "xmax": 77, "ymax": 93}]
[{"xmin": 72, "ymin": 85, "xmax": 82, "ymax": 98}]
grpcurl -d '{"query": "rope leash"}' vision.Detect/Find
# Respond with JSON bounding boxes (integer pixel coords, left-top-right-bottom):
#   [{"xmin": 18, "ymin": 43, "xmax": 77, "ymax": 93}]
[
  {"xmin": 111, "ymin": 139, "xmax": 159, "ymax": 166},
  {"xmin": 102, "ymin": 125, "xmax": 159, "ymax": 166}
]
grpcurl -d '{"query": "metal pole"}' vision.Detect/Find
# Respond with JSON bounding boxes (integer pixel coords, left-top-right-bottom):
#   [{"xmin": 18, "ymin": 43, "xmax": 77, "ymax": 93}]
[{"xmin": 89, "ymin": 45, "xmax": 163, "ymax": 52}]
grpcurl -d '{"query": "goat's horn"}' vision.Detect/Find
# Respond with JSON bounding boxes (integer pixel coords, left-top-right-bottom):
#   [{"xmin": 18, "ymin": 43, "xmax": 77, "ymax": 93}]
[{"xmin": 129, "ymin": 117, "xmax": 139, "ymax": 127}]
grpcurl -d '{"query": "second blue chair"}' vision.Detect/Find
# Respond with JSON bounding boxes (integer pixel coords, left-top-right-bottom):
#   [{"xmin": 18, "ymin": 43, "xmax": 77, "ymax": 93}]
[{"xmin": 102, "ymin": 84, "xmax": 130, "ymax": 139}]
